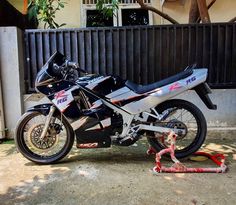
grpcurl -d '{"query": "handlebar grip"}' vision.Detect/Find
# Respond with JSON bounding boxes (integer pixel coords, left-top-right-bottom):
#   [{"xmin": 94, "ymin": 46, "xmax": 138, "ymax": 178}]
[
  {"xmin": 67, "ymin": 61, "xmax": 79, "ymax": 69},
  {"xmin": 67, "ymin": 61, "xmax": 87, "ymax": 73}
]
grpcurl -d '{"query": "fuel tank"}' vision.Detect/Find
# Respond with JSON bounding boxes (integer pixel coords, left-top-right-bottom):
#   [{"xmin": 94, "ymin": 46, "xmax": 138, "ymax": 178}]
[{"xmin": 77, "ymin": 74, "xmax": 125, "ymax": 96}]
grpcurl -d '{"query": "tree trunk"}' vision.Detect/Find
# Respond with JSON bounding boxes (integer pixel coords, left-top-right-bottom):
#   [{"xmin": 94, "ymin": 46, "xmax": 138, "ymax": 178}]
[
  {"xmin": 229, "ymin": 16, "xmax": 236, "ymax": 22},
  {"xmin": 136, "ymin": 0, "xmax": 179, "ymax": 24},
  {"xmin": 196, "ymin": 0, "xmax": 211, "ymax": 23},
  {"xmin": 196, "ymin": 0, "xmax": 216, "ymax": 23},
  {"xmin": 189, "ymin": 0, "xmax": 199, "ymax": 23},
  {"xmin": 206, "ymin": 0, "xmax": 217, "ymax": 10}
]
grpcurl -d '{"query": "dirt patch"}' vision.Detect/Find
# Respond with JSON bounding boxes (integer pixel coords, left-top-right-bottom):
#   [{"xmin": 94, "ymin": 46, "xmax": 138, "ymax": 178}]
[{"xmin": 0, "ymin": 131, "xmax": 236, "ymax": 205}]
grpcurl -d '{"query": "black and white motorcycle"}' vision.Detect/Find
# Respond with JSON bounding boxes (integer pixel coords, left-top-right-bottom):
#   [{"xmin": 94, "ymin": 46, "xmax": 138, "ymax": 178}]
[{"xmin": 15, "ymin": 52, "xmax": 216, "ymax": 164}]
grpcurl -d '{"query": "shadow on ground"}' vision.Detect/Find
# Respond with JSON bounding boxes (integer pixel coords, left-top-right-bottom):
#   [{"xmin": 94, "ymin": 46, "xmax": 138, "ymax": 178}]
[{"xmin": 0, "ymin": 131, "xmax": 236, "ymax": 205}]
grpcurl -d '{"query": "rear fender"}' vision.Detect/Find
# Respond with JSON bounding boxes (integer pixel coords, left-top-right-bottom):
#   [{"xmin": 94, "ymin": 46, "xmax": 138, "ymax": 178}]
[{"xmin": 194, "ymin": 83, "xmax": 217, "ymax": 110}]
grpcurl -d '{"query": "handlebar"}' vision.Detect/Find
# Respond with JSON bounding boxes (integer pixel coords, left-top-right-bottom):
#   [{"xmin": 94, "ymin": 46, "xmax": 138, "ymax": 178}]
[
  {"xmin": 66, "ymin": 60, "xmax": 79, "ymax": 69},
  {"xmin": 66, "ymin": 60, "xmax": 87, "ymax": 73},
  {"xmin": 52, "ymin": 60, "xmax": 87, "ymax": 77}
]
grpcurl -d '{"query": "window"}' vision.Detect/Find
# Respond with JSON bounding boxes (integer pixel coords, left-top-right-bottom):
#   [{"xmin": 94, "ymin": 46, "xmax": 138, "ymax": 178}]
[
  {"xmin": 121, "ymin": 8, "xmax": 149, "ymax": 26},
  {"xmin": 81, "ymin": 1, "xmax": 153, "ymax": 27},
  {"xmin": 86, "ymin": 10, "xmax": 114, "ymax": 27}
]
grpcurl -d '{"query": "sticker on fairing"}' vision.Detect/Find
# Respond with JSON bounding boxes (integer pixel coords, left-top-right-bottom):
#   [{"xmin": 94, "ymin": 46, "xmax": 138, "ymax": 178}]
[
  {"xmin": 169, "ymin": 82, "xmax": 182, "ymax": 91},
  {"xmin": 186, "ymin": 76, "xmax": 196, "ymax": 85},
  {"xmin": 52, "ymin": 90, "xmax": 74, "ymax": 112}
]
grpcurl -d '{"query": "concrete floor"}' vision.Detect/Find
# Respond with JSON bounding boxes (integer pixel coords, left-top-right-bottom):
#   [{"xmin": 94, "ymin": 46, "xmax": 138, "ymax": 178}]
[{"xmin": 0, "ymin": 131, "xmax": 236, "ymax": 205}]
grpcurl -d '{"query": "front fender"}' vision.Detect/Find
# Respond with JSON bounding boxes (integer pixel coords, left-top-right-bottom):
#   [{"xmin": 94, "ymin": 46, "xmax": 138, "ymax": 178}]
[{"xmin": 27, "ymin": 104, "xmax": 60, "ymax": 116}]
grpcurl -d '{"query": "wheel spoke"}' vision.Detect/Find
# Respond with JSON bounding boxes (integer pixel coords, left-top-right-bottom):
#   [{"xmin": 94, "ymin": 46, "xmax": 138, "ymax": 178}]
[
  {"xmin": 148, "ymin": 100, "xmax": 205, "ymax": 158},
  {"xmin": 21, "ymin": 113, "xmax": 68, "ymax": 158}
]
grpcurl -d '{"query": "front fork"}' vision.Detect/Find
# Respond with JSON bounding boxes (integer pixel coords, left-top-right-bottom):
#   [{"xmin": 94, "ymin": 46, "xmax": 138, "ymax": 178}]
[{"xmin": 40, "ymin": 105, "xmax": 56, "ymax": 140}]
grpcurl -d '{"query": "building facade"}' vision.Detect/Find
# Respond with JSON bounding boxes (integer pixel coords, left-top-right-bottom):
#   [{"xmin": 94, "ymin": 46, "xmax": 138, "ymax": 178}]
[{"xmin": 7, "ymin": 0, "xmax": 236, "ymax": 29}]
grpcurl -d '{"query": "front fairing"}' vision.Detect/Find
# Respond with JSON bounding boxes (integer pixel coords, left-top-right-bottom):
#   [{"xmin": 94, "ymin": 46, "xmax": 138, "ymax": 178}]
[
  {"xmin": 35, "ymin": 52, "xmax": 65, "ymax": 86},
  {"xmin": 35, "ymin": 52, "xmax": 73, "ymax": 95},
  {"xmin": 35, "ymin": 65, "xmax": 54, "ymax": 87}
]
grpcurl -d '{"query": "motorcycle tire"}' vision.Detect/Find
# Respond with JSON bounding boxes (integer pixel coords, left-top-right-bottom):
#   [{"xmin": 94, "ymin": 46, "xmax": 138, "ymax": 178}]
[
  {"xmin": 147, "ymin": 99, "xmax": 207, "ymax": 159},
  {"xmin": 15, "ymin": 111, "xmax": 74, "ymax": 164}
]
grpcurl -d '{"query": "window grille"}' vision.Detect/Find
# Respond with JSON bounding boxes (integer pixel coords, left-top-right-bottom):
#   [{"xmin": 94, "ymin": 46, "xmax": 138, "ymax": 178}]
[{"xmin": 82, "ymin": 0, "xmax": 151, "ymax": 5}]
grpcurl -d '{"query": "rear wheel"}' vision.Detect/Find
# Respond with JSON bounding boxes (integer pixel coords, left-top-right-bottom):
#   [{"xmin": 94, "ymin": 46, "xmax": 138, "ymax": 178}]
[
  {"xmin": 147, "ymin": 99, "xmax": 207, "ymax": 158},
  {"xmin": 15, "ymin": 111, "xmax": 74, "ymax": 164}
]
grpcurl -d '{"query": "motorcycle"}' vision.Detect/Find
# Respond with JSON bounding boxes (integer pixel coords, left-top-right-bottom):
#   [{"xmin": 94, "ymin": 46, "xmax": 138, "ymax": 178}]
[{"xmin": 15, "ymin": 51, "xmax": 216, "ymax": 164}]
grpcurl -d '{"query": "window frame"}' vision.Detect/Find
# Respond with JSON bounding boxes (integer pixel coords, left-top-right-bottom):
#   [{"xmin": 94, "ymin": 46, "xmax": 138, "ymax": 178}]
[
  {"xmin": 81, "ymin": 1, "xmax": 153, "ymax": 27},
  {"xmin": 117, "ymin": 4, "xmax": 153, "ymax": 26},
  {"xmin": 81, "ymin": 4, "xmax": 118, "ymax": 27}
]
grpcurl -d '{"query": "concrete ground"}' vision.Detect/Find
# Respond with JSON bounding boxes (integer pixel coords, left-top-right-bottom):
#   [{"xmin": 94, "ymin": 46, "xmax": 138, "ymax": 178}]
[{"xmin": 0, "ymin": 130, "xmax": 236, "ymax": 205}]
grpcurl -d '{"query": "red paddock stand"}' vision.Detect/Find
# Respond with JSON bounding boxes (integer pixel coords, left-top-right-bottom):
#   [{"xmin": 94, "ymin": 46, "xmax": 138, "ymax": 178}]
[{"xmin": 148, "ymin": 131, "xmax": 227, "ymax": 174}]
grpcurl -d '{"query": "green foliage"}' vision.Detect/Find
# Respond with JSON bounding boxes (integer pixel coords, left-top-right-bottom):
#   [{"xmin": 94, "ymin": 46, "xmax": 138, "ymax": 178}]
[
  {"xmin": 96, "ymin": 0, "xmax": 119, "ymax": 18},
  {"xmin": 28, "ymin": 0, "xmax": 66, "ymax": 29}
]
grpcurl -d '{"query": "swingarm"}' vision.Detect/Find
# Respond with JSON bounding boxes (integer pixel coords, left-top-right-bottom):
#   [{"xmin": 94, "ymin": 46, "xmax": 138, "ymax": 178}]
[{"xmin": 127, "ymin": 123, "xmax": 186, "ymax": 137}]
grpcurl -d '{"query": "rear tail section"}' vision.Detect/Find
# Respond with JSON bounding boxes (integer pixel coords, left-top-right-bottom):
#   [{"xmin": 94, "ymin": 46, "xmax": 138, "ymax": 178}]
[{"xmin": 194, "ymin": 83, "xmax": 217, "ymax": 110}]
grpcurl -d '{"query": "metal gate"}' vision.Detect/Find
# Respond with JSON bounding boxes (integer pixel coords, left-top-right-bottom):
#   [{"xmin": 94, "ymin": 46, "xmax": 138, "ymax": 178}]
[{"xmin": 25, "ymin": 23, "xmax": 236, "ymax": 93}]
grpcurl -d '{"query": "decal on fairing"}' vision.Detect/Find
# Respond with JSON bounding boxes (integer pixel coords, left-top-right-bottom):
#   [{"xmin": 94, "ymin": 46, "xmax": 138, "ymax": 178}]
[
  {"xmin": 169, "ymin": 82, "xmax": 182, "ymax": 91},
  {"xmin": 186, "ymin": 76, "xmax": 196, "ymax": 85},
  {"xmin": 90, "ymin": 100, "xmax": 103, "ymax": 109},
  {"xmin": 77, "ymin": 143, "xmax": 98, "ymax": 149},
  {"xmin": 55, "ymin": 90, "xmax": 68, "ymax": 104},
  {"xmin": 86, "ymin": 76, "xmax": 110, "ymax": 90},
  {"xmin": 52, "ymin": 90, "xmax": 74, "ymax": 112},
  {"xmin": 111, "ymin": 95, "xmax": 146, "ymax": 106}
]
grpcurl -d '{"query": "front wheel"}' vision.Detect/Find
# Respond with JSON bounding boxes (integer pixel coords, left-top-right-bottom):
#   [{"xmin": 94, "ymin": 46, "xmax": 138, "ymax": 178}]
[
  {"xmin": 147, "ymin": 99, "xmax": 207, "ymax": 158},
  {"xmin": 15, "ymin": 111, "xmax": 74, "ymax": 164}
]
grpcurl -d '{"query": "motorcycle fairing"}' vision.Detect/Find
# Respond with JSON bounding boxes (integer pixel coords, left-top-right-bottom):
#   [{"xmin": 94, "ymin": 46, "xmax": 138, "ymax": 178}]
[
  {"xmin": 75, "ymin": 117, "xmax": 112, "ymax": 148},
  {"xmin": 103, "ymin": 69, "xmax": 209, "ymax": 114},
  {"xmin": 48, "ymin": 69, "xmax": 211, "ymax": 139},
  {"xmin": 52, "ymin": 89, "xmax": 74, "ymax": 112},
  {"xmin": 33, "ymin": 51, "xmax": 216, "ymax": 148}
]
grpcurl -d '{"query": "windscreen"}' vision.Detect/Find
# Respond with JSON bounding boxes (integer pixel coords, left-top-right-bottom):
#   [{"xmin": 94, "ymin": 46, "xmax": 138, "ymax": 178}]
[{"xmin": 35, "ymin": 51, "xmax": 66, "ymax": 85}]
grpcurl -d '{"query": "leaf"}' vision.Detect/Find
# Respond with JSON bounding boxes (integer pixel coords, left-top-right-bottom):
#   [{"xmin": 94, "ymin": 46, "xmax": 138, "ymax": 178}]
[
  {"xmin": 27, "ymin": 0, "xmax": 66, "ymax": 29},
  {"xmin": 58, "ymin": 2, "xmax": 65, "ymax": 8},
  {"xmin": 106, "ymin": 9, "xmax": 113, "ymax": 18},
  {"xmin": 28, "ymin": 6, "xmax": 37, "ymax": 20},
  {"xmin": 59, "ymin": 23, "xmax": 66, "ymax": 27},
  {"xmin": 54, "ymin": 21, "xmax": 59, "ymax": 28},
  {"xmin": 96, "ymin": 0, "xmax": 118, "ymax": 20}
]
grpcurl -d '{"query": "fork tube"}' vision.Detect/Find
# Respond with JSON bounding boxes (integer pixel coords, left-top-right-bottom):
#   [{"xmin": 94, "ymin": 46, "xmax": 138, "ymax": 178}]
[{"xmin": 40, "ymin": 106, "xmax": 56, "ymax": 140}]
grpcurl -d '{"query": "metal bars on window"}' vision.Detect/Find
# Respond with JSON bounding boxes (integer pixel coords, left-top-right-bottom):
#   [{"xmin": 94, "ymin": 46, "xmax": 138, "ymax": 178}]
[
  {"xmin": 82, "ymin": 0, "xmax": 151, "ymax": 4},
  {"xmin": 24, "ymin": 23, "xmax": 236, "ymax": 93}
]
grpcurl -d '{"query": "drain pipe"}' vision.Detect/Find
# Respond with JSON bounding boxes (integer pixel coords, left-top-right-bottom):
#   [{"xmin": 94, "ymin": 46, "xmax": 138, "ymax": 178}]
[{"xmin": 0, "ymin": 70, "xmax": 6, "ymax": 139}]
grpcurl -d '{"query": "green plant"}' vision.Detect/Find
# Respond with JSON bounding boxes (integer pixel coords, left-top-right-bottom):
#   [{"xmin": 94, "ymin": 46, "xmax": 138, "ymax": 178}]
[
  {"xmin": 96, "ymin": 0, "xmax": 119, "ymax": 18},
  {"xmin": 28, "ymin": 0, "xmax": 66, "ymax": 29}
]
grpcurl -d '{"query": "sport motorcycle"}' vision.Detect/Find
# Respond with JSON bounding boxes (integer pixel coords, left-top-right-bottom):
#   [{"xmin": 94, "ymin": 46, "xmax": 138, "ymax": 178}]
[{"xmin": 15, "ymin": 52, "xmax": 216, "ymax": 164}]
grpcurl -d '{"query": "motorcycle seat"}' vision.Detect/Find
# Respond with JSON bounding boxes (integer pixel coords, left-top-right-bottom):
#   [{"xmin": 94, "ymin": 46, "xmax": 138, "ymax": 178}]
[{"xmin": 125, "ymin": 69, "xmax": 193, "ymax": 94}]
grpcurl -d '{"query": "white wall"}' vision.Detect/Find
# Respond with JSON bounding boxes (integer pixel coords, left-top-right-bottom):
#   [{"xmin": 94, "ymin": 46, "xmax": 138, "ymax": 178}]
[
  {"xmin": 0, "ymin": 27, "xmax": 25, "ymax": 138},
  {"xmin": 174, "ymin": 89, "xmax": 236, "ymax": 127}
]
